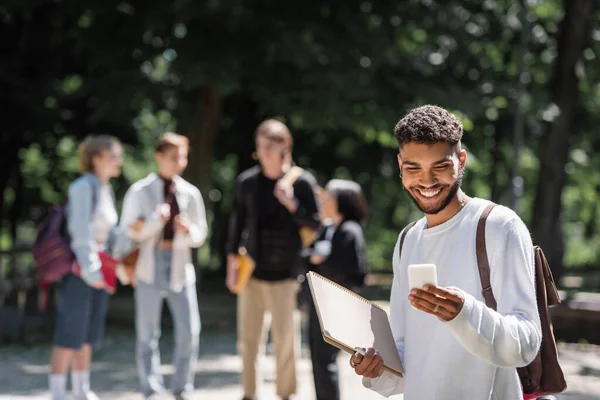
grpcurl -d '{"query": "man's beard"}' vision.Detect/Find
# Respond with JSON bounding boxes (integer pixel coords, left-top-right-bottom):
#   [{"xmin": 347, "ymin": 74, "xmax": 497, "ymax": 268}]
[{"xmin": 403, "ymin": 169, "xmax": 463, "ymax": 215}]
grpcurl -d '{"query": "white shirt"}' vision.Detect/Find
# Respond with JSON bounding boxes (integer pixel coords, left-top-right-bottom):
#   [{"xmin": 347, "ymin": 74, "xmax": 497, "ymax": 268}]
[
  {"xmin": 68, "ymin": 173, "xmax": 118, "ymax": 285},
  {"xmin": 92, "ymin": 183, "xmax": 118, "ymax": 247},
  {"xmin": 114, "ymin": 173, "xmax": 208, "ymax": 291},
  {"xmin": 363, "ymin": 198, "xmax": 542, "ymax": 400}
]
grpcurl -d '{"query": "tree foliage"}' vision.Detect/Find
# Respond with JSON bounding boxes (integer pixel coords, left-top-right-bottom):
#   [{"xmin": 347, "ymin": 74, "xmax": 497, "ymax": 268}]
[{"xmin": 2, "ymin": 0, "xmax": 600, "ymax": 279}]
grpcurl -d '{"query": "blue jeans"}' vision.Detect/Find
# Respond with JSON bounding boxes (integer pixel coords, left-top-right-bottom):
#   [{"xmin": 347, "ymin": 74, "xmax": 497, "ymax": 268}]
[{"xmin": 135, "ymin": 250, "xmax": 201, "ymax": 397}]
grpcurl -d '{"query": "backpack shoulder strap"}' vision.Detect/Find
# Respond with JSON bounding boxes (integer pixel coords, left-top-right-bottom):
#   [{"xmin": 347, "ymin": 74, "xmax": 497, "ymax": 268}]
[
  {"xmin": 476, "ymin": 203, "xmax": 498, "ymax": 310},
  {"xmin": 398, "ymin": 220, "xmax": 418, "ymax": 263}
]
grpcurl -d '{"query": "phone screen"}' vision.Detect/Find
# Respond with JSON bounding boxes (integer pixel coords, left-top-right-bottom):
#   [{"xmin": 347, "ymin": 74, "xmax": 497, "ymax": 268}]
[{"xmin": 407, "ymin": 264, "xmax": 438, "ymax": 290}]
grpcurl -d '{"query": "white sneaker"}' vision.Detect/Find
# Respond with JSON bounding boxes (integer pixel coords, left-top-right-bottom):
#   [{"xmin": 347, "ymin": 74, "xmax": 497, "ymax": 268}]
[{"xmin": 77, "ymin": 391, "xmax": 101, "ymax": 400}]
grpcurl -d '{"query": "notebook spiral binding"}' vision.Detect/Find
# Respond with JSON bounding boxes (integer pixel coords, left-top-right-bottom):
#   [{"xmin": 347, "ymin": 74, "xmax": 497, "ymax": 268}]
[{"xmin": 308, "ymin": 271, "xmax": 385, "ymax": 312}]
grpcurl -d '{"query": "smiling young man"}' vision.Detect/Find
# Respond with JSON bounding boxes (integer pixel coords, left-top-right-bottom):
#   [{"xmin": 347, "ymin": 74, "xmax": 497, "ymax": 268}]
[{"xmin": 349, "ymin": 105, "xmax": 542, "ymax": 399}]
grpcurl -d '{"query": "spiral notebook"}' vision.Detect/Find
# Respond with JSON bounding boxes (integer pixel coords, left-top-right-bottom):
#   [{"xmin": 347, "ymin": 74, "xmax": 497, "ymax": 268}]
[{"xmin": 306, "ymin": 271, "xmax": 404, "ymax": 377}]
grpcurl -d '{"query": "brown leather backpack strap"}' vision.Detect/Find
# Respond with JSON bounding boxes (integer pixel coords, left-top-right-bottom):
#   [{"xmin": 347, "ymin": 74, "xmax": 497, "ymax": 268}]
[
  {"xmin": 398, "ymin": 220, "xmax": 418, "ymax": 262},
  {"xmin": 476, "ymin": 203, "xmax": 498, "ymax": 310}
]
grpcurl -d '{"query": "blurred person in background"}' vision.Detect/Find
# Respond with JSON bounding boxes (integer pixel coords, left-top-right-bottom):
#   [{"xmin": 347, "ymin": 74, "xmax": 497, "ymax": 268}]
[
  {"xmin": 114, "ymin": 133, "xmax": 208, "ymax": 400},
  {"xmin": 305, "ymin": 179, "xmax": 368, "ymax": 400},
  {"xmin": 225, "ymin": 119, "xmax": 321, "ymax": 400},
  {"xmin": 49, "ymin": 135, "xmax": 122, "ymax": 400}
]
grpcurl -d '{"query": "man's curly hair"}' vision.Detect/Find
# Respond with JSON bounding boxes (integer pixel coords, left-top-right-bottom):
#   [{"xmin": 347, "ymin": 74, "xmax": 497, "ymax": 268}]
[{"xmin": 393, "ymin": 105, "xmax": 463, "ymax": 147}]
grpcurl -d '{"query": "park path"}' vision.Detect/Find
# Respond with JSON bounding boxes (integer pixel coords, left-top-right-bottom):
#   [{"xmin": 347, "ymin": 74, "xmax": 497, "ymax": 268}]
[
  {"xmin": 1, "ymin": 287, "xmax": 600, "ymax": 400},
  {"xmin": 1, "ymin": 326, "xmax": 600, "ymax": 399}
]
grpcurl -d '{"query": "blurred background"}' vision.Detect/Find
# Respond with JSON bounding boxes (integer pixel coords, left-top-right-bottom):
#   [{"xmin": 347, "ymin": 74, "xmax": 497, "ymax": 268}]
[{"xmin": 1, "ymin": 0, "xmax": 600, "ymax": 399}]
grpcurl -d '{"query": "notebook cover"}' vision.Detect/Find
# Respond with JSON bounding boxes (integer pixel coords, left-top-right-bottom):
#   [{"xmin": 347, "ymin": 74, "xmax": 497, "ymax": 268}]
[{"xmin": 307, "ymin": 271, "xmax": 404, "ymax": 377}]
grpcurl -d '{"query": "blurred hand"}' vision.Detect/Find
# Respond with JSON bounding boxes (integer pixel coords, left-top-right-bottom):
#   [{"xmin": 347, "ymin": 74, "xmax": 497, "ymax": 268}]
[
  {"xmin": 349, "ymin": 347, "xmax": 384, "ymax": 379},
  {"xmin": 174, "ymin": 215, "xmax": 189, "ymax": 233},
  {"xmin": 274, "ymin": 181, "xmax": 297, "ymax": 212},
  {"xmin": 158, "ymin": 203, "xmax": 171, "ymax": 222},
  {"xmin": 129, "ymin": 218, "xmax": 144, "ymax": 234},
  {"xmin": 226, "ymin": 254, "xmax": 239, "ymax": 292},
  {"xmin": 309, "ymin": 254, "xmax": 326, "ymax": 265},
  {"xmin": 115, "ymin": 263, "xmax": 130, "ymax": 286},
  {"xmin": 89, "ymin": 280, "xmax": 105, "ymax": 290}
]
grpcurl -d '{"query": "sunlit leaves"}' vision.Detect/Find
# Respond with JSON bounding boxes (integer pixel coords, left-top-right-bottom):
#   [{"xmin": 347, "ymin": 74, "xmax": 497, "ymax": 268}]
[{"xmin": 60, "ymin": 75, "xmax": 83, "ymax": 95}]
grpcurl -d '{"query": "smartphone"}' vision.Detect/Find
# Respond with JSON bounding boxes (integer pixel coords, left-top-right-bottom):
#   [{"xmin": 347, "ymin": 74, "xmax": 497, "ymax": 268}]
[{"xmin": 407, "ymin": 264, "xmax": 438, "ymax": 290}]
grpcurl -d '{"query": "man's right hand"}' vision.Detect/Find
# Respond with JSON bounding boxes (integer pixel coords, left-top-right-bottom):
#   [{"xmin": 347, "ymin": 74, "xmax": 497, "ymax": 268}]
[
  {"xmin": 225, "ymin": 253, "xmax": 239, "ymax": 292},
  {"xmin": 349, "ymin": 347, "xmax": 385, "ymax": 379},
  {"xmin": 158, "ymin": 203, "xmax": 171, "ymax": 222}
]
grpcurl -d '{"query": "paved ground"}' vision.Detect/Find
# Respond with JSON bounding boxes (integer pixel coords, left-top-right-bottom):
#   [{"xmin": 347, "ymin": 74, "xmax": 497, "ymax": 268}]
[
  {"xmin": 1, "ymin": 284, "xmax": 600, "ymax": 400},
  {"xmin": 0, "ymin": 327, "xmax": 385, "ymax": 400},
  {"xmin": 1, "ymin": 325, "xmax": 600, "ymax": 400}
]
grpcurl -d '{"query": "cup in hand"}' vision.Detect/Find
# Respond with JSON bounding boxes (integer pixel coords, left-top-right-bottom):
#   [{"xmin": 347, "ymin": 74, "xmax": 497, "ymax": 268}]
[{"xmin": 313, "ymin": 240, "xmax": 332, "ymax": 257}]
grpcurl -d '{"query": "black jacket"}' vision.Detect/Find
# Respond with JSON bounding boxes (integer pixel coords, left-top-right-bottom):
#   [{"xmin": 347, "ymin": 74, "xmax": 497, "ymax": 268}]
[
  {"xmin": 305, "ymin": 220, "xmax": 367, "ymax": 289},
  {"xmin": 226, "ymin": 165, "xmax": 321, "ymax": 264}
]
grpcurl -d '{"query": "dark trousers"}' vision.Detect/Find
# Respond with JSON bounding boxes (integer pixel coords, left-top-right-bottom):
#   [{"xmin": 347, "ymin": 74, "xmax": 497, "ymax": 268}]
[{"xmin": 308, "ymin": 296, "xmax": 340, "ymax": 400}]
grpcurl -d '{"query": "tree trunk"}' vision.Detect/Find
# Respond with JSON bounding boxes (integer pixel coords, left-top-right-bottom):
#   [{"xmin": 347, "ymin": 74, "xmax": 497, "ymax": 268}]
[
  {"xmin": 531, "ymin": 0, "xmax": 595, "ymax": 279},
  {"xmin": 0, "ymin": 138, "xmax": 21, "ymax": 240},
  {"xmin": 179, "ymin": 81, "xmax": 221, "ymax": 288},
  {"xmin": 490, "ymin": 123, "xmax": 505, "ymax": 204},
  {"xmin": 212, "ymin": 93, "xmax": 261, "ymax": 275},
  {"xmin": 182, "ymin": 81, "xmax": 221, "ymax": 195},
  {"xmin": 10, "ymin": 163, "xmax": 24, "ymax": 247}
]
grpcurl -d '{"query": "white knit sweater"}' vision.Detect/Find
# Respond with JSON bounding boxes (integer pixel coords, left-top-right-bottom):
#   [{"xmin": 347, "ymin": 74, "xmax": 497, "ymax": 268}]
[{"xmin": 363, "ymin": 198, "xmax": 542, "ymax": 400}]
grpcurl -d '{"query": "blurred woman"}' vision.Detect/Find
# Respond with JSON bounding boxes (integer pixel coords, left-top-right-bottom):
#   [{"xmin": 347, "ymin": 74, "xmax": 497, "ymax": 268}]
[
  {"xmin": 306, "ymin": 179, "xmax": 368, "ymax": 400},
  {"xmin": 49, "ymin": 135, "xmax": 122, "ymax": 400}
]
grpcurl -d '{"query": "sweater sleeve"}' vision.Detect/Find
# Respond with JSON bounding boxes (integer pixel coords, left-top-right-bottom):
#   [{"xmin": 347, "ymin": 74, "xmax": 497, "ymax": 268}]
[
  {"xmin": 362, "ymin": 235, "xmax": 406, "ymax": 397},
  {"xmin": 67, "ymin": 180, "xmax": 102, "ymax": 285},
  {"xmin": 119, "ymin": 185, "xmax": 164, "ymax": 242},
  {"xmin": 443, "ymin": 215, "xmax": 542, "ymax": 368}
]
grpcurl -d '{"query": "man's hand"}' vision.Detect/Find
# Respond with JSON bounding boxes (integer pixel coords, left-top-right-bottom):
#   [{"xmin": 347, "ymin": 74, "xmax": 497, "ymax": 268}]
[
  {"xmin": 174, "ymin": 215, "xmax": 189, "ymax": 233},
  {"xmin": 225, "ymin": 253, "xmax": 239, "ymax": 292},
  {"xmin": 129, "ymin": 218, "xmax": 144, "ymax": 234},
  {"xmin": 157, "ymin": 203, "xmax": 171, "ymax": 222},
  {"xmin": 88, "ymin": 279, "xmax": 105, "ymax": 290},
  {"xmin": 309, "ymin": 254, "xmax": 326, "ymax": 265},
  {"xmin": 274, "ymin": 181, "xmax": 298, "ymax": 213},
  {"xmin": 408, "ymin": 284, "xmax": 465, "ymax": 321},
  {"xmin": 349, "ymin": 347, "xmax": 384, "ymax": 379}
]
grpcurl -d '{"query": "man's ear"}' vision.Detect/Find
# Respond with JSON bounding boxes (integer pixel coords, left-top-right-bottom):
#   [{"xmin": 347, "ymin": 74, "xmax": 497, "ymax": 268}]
[
  {"xmin": 459, "ymin": 149, "xmax": 467, "ymax": 169},
  {"xmin": 397, "ymin": 152, "xmax": 403, "ymax": 172}
]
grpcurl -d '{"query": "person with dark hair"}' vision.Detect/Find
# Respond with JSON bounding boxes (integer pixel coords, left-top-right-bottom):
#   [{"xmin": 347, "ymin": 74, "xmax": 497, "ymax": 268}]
[
  {"xmin": 305, "ymin": 179, "xmax": 368, "ymax": 400},
  {"xmin": 349, "ymin": 105, "xmax": 542, "ymax": 400},
  {"xmin": 226, "ymin": 119, "xmax": 321, "ymax": 400}
]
